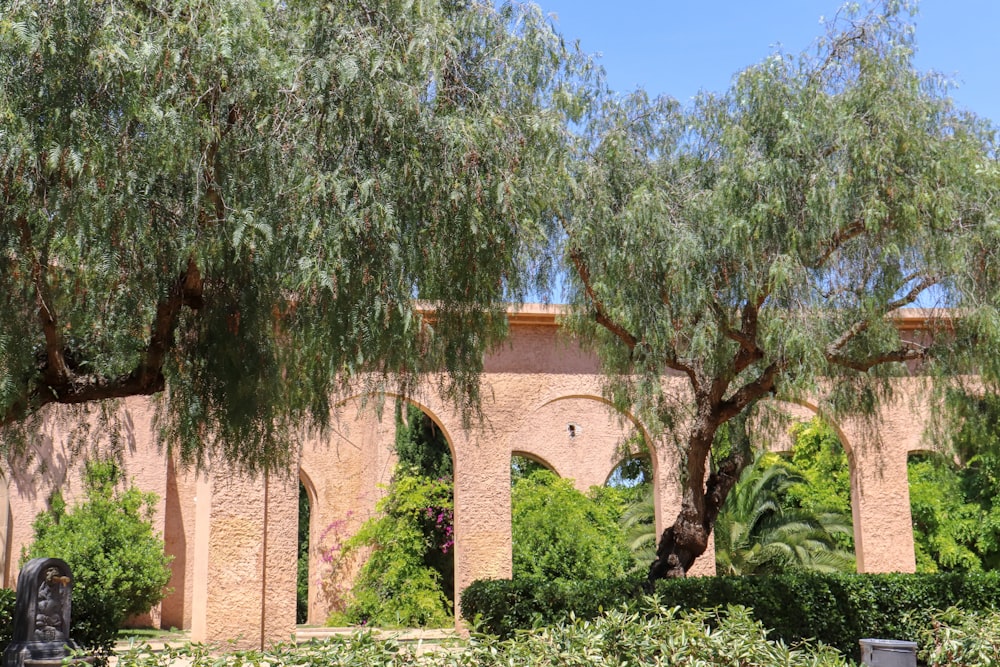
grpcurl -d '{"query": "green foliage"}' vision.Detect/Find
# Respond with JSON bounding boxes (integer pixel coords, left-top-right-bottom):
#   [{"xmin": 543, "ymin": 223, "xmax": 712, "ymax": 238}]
[
  {"xmin": 327, "ymin": 404, "xmax": 455, "ymax": 628},
  {"xmin": 0, "ymin": 587, "xmax": 13, "ymax": 655},
  {"xmin": 464, "ymin": 571, "xmax": 1000, "ymax": 660},
  {"xmin": 715, "ymin": 451, "xmax": 855, "ymax": 575},
  {"xmin": 940, "ymin": 390, "xmax": 1000, "ymax": 570},
  {"xmin": 395, "ymin": 404, "xmax": 452, "ymax": 480},
  {"xmin": 786, "ymin": 419, "xmax": 853, "ymax": 518},
  {"xmin": 24, "ymin": 460, "xmax": 172, "ymax": 664},
  {"xmin": 115, "ymin": 601, "xmax": 851, "ymax": 666},
  {"xmin": 470, "ymin": 601, "xmax": 851, "ymax": 667},
  {"xmin": 655, "ymin": 571, "xmax": 1000, "ymax": 660},
  {"xmin": 0, "ymin": 0, "xmax": 591, "ymax": 469},
  {"xmin": 297, "ymin": 481, "xmax": 311, "ymax": 624},
  {"xmin": 461, "ymin": 574, "xmax": 643, "ymax": 638},
  {"xmin": 509, "ymin": 455, "xmax": 549, "ymax": 485},
  {"xmin": 336, "ymin": 474, "xmax": 454, "ymax": 628},
  {"xmin": 619, "ymin": 486, "xmax": 656, "ymax": 570},
  {"xmin": 511, "ymin": 470, "xmax": 633, "ymax": 582},
  {"xmin": 908, "ymin": 453, "xmax": 984, "ymax": 572},
  {"xmin": 918, "ymin": 607, "xmax": 1000, "ymax": 666}
]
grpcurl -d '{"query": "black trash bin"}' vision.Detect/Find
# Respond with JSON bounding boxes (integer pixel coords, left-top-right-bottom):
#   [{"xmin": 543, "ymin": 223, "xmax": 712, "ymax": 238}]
[{"xmin": 859, "ymin": 638, "xmax": 917, "ymax": 667}]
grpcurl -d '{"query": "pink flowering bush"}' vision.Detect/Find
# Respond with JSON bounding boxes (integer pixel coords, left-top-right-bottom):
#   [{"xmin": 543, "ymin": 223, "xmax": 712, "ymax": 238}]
[{"xmin": 329, "ymin": 472, "xmax": 454, "ymax": 627}]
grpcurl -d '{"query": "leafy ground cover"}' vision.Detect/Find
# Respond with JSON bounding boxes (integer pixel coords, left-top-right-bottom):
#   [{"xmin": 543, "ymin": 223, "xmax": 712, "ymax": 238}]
[{"xmin": 115, "ymin": 601, "xmax": 851, "ymax": 667}]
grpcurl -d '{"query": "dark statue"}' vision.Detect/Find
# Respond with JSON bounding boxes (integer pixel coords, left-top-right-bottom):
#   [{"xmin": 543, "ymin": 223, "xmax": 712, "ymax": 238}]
[{"xmin": 2, "ymin": 558, "xmax": 92, "ymax": 667}]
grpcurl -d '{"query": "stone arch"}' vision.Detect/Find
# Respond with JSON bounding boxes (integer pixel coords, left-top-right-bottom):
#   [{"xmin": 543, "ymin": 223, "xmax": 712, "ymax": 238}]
[
  {"xmin": 510, "ymin": 450, "xmax": 558, "ymax": 475},
  {"xmin": 509, "ymin": 394, "xmax": 647, "ymax": 492},
  {"xmin": 756, "ymin": 396, "xmax": 920, "ymax": 574},
  {"xmin": 300, "ymin": 392, "xmax": 461, "ymax": 625}
]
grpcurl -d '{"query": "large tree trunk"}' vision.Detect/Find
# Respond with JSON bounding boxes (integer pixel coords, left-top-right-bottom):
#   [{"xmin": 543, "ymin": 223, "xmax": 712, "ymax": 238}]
[{"xmin": 646, "ymin": 415, "xmax": 750, "ymax": 585}]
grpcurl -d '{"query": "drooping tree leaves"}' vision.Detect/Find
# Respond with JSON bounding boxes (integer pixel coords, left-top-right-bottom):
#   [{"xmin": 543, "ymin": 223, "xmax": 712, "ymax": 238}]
[
  {"xmin": 0, "ymin": 0, "xmax": 592, "ymax": 469},
  {"xmin": 561, "ymin": 3, "xmax": 1000, "ymax": 577}
]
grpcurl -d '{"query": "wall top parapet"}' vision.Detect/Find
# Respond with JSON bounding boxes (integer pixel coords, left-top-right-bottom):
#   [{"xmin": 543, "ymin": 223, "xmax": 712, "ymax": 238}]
[{"xmin": 500, "ymin": 304, "xmax": 955, "ymax": 333}]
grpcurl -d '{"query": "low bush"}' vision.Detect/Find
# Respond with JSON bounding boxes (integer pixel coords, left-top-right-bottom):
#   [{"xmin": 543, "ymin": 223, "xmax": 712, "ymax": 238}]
[
  {"xmin": 656, "ymin": 570, "xmax": 1000, "ymax": 657},
  {"xmin": 464, "ymin": 570, "xmax": 1000, "ymax": 658},
  {"xmin": 113, "ymin": 601, "xmax": 851, "ymax": 666},
  {"xmin": 23, "ymin": 459, "xmax": 172, "ymax": 665},
  {"xmin": 918, "ymin": 607, "xmax": 1000, "ymax": 666},
  {"xmin": 461, "ymin": 574, "xmax": 643, "ymax": 637},
  {"xmin": 0, "ymin": 587, "xmax": 14, "ymax": 655}
]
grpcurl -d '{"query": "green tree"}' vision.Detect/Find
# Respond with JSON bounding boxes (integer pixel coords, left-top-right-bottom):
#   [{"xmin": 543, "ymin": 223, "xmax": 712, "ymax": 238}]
[
  {"xmin": 560, "ymin": 3, "xmax": 1000, "ymax": 581},
  {"xmin": 24, "ymin": 460, "xmax": 172, "ymax": 663},
  {"xmin": 395, "ymin": 403, "xmax": 452, "ymax": 480},
  {"xmin": 511, "ymin": 469, "xmax": 633, "ymax": 581},
  {"xmin": 785, "ymin": 419, "xmax": 852, "ymax": 517},
  {"xmin": 907, "ymin": 453, "xmax": 983, "ymax": 573},
  {"xmin": 620, "ymin": 488, "xmax": 656, "ymax": 570},
  {"xmin": 715, "ymin": 453, "xmax": 854, "ymax": 575},
  {"xmin": 0, "ymin": 0, "xmax": 587, "ymax": 468}
]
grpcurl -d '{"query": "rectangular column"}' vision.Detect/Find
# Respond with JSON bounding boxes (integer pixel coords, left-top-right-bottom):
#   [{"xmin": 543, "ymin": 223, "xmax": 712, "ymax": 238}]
[{"xmin": 190, "ymin": 467, "xmax": 298, "ymax": 648}]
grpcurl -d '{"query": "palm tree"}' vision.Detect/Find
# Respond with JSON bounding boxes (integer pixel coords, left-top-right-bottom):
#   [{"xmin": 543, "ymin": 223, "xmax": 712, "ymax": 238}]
[
  {"xmin": 620, "ymin": 453, "xmax": 854, "ymax": 576},
  {"xmin": 621, "ymin": 490, "xmax": 656, "ymax": 571},
  {"xmin": 714, "ymin": 454, "xmax": 855, "ymax": 576}
]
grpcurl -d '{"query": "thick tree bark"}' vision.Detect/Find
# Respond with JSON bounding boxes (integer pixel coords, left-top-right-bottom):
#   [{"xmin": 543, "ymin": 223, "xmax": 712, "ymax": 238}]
[
  {"xmin": 0, "ymin": 261, "xmax": 204, "ymax": 427},
  {"xmin": 646, "ymin": 414, "xmax": 751, "ymax": 586}
]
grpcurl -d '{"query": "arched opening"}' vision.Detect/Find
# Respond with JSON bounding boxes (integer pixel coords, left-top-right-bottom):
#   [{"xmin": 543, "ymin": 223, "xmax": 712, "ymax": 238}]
[
  {"xmin": 296, "ymin": 474, "xmax": 313, "ymax": 624},
  {"xmin": 510, "ymin": 452, "xmax": 555, "ymax": 485},
  {"xmin": 604, "ymin": 435, "xmax": 655, "ymax": 571},
  {"xmin": 713, "ymin": 414, "xmax": 856, "ymax": 576},
  {"xmin": 323, "ymin": 401, "xmax": 456, "ymax": 628},
  {"xmin": 509, "ymin": 448, "xmax": 634, "ymax": 582}
]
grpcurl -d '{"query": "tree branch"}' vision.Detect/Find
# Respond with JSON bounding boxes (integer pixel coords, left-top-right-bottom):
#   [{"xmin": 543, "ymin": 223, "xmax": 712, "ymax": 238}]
[
  {"xmin": 718, "ymin": 360, "xmax": 784, "ymax": 422},
  {"xmin": 0, "ymin": 259, "xmax": 204, "ymax": 427},
  {"xmin": 887, "ymin": 273, "xmax": 939, "ymax": 311},
  {"xmin": 16, "ymin": 215, "xmax": 70, "ymax": 385},
  {"xmin": 827, "ymin": 343, "xmax": 927, "ymax": 372},
  {"xmin": 811, "ymin": 218, "xmax": 866, "ymax": 268},
  {"xmin": 826, "ymin": 273, "xmax": 938, "ymax": 364}
]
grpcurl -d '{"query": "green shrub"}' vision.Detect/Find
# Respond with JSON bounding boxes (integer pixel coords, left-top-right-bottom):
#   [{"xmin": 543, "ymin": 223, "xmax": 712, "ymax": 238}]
[
  {"xmin": 461, "ymin": 573, "xmax": 643, "ymax": 637},
  {"xmin": 23, "ymin": 460, "xmax": 172, "ymax": 664},
  {"xmin": 511, "ymin": 470, "xmax": 633, "ymax": 582},
  {"xmin": 113, "ymin": 600, "xmax": 851, "ymax": 667},
  {"xmin": 654, "ymin": 571, "xmax": 1000, "ymax": 657},
  {"xmin": 333, "ymin": 474, "xmax": 454, "ymax": 628},
  {"xmin": 918, "ymin": 607, "xmax": 1000, "ymax": 666},
  {"xmin": 464, "ymin": 570, "xmax": 1000, "ymax": 659},
  {"xmin": 0, "ymin": 587, "xmax": 14, "ymax": 655}
]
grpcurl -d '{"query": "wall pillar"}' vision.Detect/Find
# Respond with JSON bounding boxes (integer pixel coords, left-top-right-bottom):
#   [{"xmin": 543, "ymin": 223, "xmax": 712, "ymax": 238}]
[
  {"xmin": 190, "ymin": 465, "xmax": 298, "ymax": 648},
  {"xmin": 452, "ymin": 430, "xmax": 512, "ymax": 623},
  {"xmin": 1, "ymin": 473, "xmax": 10, "ymax": 588},
  {"xmin": 840, "ymin": 395, "xmax": 925, "ymax": 574}
]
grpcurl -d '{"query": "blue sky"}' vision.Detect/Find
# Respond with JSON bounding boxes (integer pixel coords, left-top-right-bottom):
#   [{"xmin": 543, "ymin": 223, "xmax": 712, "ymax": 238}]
[{"xmin": 530, "ymin": 1, "xmax": 1000, "ymax": 124}]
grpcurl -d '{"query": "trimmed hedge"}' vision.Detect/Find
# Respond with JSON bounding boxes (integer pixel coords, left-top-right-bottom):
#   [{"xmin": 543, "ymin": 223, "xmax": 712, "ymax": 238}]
[
  {"xmin": 461, "ymin": 574, "xmax": 643, "ymax": 637},
  {"xmin": 462, "ymin": 571, "xmax": 1000, "ymax": 657}
]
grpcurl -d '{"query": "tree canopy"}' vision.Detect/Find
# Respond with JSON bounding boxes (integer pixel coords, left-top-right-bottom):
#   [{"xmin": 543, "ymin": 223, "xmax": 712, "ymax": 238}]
[
  {"xmin": 0, "ymin": 0, "xmax": 588, "ymax": 468},
  {"xmin": 560, "ymin": 3, "xmax": 1000, "ymax": 578}
]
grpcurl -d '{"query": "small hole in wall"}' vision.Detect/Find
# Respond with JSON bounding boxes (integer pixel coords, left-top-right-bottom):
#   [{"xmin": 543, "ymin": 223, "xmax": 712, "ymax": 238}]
[{"xmin": 567, "ymin": 423, "xmax": 577, "ymax": 438}]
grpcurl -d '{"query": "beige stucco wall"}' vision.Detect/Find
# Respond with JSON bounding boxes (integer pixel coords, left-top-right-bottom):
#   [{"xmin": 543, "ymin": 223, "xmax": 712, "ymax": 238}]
[{"xmin": 1, "ymin": 306, "xmax": 940, "ymax": 645}]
